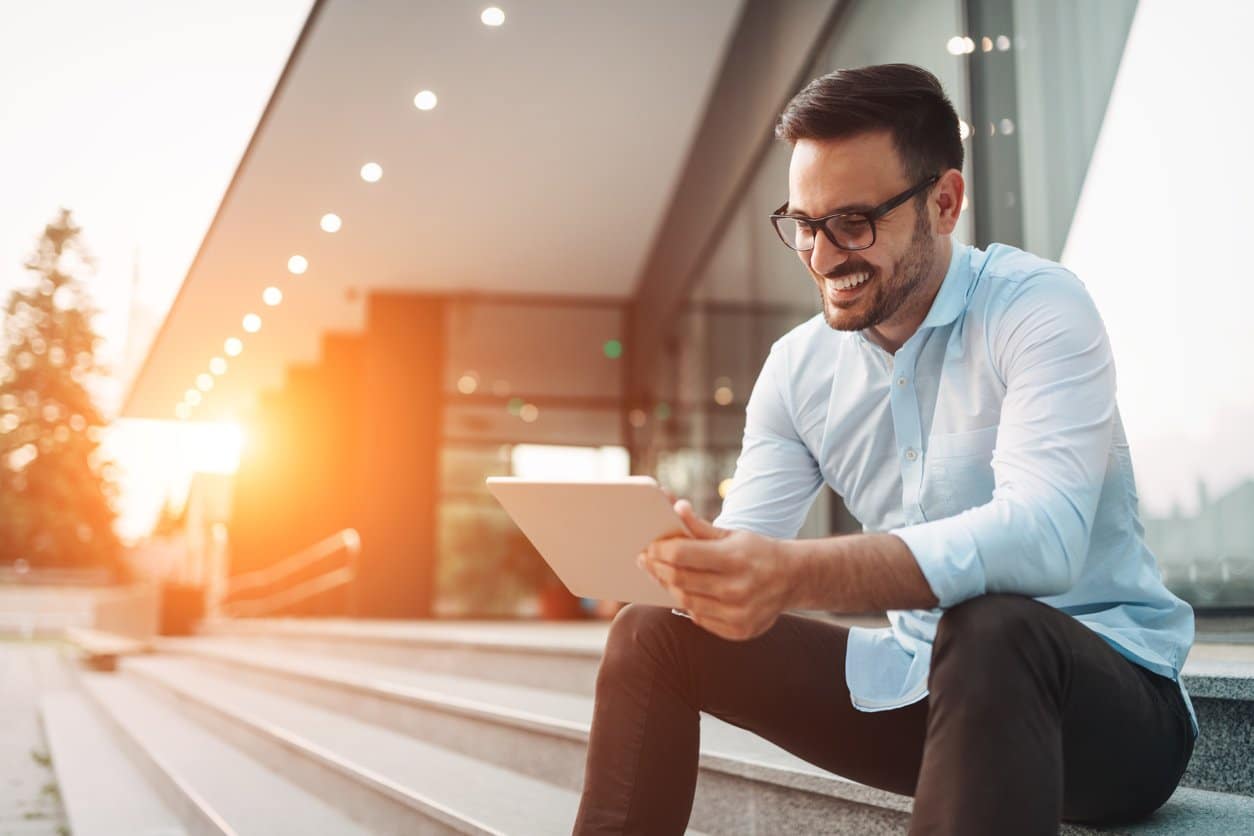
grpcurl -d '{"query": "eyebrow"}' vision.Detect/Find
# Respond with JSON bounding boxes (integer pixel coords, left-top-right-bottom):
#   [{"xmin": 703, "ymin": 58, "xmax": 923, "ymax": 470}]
[{"xmin": 784, "ymin": 199, "xmax": 876, "ymax": 218}]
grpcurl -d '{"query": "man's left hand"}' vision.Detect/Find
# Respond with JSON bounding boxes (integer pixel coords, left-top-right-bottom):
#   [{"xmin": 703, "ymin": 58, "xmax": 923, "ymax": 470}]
[{"xmin": 637, "ymin": 500, "xmax": 797, "ymax": 641}]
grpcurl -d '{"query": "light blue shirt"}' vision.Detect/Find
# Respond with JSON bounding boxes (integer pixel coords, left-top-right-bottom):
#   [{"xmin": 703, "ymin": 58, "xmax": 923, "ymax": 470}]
[{"xmin": 713, "ymin": 240, "xmax": 1198, "ymax": 739}]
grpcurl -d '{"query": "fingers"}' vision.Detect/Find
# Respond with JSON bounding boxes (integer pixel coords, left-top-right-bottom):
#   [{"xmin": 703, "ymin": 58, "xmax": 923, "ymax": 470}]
[
  {"xmin": 674, "ymin": 500, "xmax": 726, "ymax": 540},
  {"xmin": 636, "ymin": 555, "xmax": 765, "ymax": 641},
  {"xmin": 686, "ymin": 604, "xmax": 761, "ymax": 642},
  {"xmin": 647, "ymin": 538, "xmax": 734, "ymax": 573},
  {"xmin": 647, "ymin": 559, "xmax": 741, "ymax": 600}
]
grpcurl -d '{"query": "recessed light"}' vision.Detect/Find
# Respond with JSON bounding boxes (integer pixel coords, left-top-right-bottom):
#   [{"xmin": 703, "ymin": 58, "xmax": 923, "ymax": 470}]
[
  {"xmin": 175, "ymin": 402, "xmax": 190, "ymax": 420},
  {"xmin": 481, "ymin": 7, "xmax": 505, "ymax": 26},
  {"xmin": 413, "ymin": 90, "xmax": 438, "ymax": 111},
  {"xmin": 209, "ymin": 357, "xmax": 227, "ymax": 375},
  {"xmin": 320, "ymin": 213, "xmax": 342, "ymax": 233},
  {"xmin": 224, "ymin": 337, "xmax": 243, "ymax": 356},
  {"xmin": 242, "ymin": 314, "xmax": 261, "ymax": 333},
  {"xmin": 360, "ymin": 162, "xmax": 383, "ymax": 182},
  {"xmin": 197, "ymin": 373, "xmax": 214, "ymax": 392},
  {"xmin": 288, "ymin": 255, "xmax": 308, "ymax": 275},
  {"xmin": 263, "ymin": 287, "xmax": 282, "ymax": 306}
]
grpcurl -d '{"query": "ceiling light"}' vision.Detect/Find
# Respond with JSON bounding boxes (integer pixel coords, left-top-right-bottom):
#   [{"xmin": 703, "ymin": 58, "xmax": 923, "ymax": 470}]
[
  {"xmin": 242, "ymin": 314, "xmax": 261, "ymax": 333},
  {"xmin": 175, "ymin": 402, "xmax": 190, "ymax": 420},
  {"xmin": 360, "ymin": 162, "xmax": 383, "ymax": 182},
  {"xmin": 413, "ymin": 90, "xmax": 438, "ymax": 111},
  {"xmin": 320, "ymin": 213, "xmax": 342, "ymax": 233},
  {"xmin": 263, "ymin": 287, "xmax": 282, "ymax": 306},
  {"xmin": 209, "ymin": 357, "xmax": 227, "ymax": 375},
  {"xmin": 197, "ymin": 373, "xmax": 214, "ymax": 392},
  {"xmin": 224, "ymin": 337, "xmax": 243, "ymax": 357},
  {"xmin": 185, "ymin": 389, "xmax": 202, "ymax": 406},
  {"xmin": 481, "ymin": 7, "xmax": 505, "ymax": 26},
  {"xmin": 287, "ymin": 255, "xmax": 308, "ymax": 275}
]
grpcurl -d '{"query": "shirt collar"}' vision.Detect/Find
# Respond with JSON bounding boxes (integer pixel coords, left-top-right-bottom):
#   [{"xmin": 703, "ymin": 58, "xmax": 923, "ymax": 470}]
[{"xmin": 918, "ymin": 240, "xmax": 974, "ymax": 330}]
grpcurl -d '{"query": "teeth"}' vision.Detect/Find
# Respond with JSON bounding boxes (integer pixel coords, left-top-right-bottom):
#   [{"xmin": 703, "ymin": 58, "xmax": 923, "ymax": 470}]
[{"xmin": 831, "ymin": 272, "xmax": 871, "ymax": 291}]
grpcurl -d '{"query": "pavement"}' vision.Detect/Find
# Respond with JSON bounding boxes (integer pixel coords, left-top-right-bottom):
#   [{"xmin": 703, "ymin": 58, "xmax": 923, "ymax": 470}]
[{"xmin": 0, "ymin": 640, "xmax": 71, "ymax": 836}]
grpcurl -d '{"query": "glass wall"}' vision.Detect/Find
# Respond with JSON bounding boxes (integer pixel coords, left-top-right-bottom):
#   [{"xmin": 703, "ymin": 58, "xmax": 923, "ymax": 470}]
[
  {"xmin": 1042, "ymin": 1, "xmax": 1254, "ymax": 608},
  {"xmin": 967, "ymin": 0, "xmax": 1254, "ymax": 609},
  {"xmin": 435, "ymin": 297, "xmax": 627, "ymax": 616}
]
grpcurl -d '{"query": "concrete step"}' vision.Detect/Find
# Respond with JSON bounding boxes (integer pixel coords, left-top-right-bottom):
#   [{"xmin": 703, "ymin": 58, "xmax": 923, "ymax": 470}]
[
  {"xmin": 117, "ymin": 655, "xmax": 707, "ymax": 836},
  {"xmin": 198, "ymin": 617, "xmax": 1254, "ymax": 797},
  {"xmin": 78, "ymin": 672, "xmax": 373, "ymax": 836},
  {"xmin": 159, "ymin": 636, "xmax": 914, "ymax": 833},
  {"xmin": 197, "ymin": 617, "xmax": 605, "ymax": 696},
  {"xmin": 39, "ymin": 690, "xmax": 185, "ymax": 836},
  {"xmin": 157, "ymin": 636, "xmax": 1254, "ymax": 835}
]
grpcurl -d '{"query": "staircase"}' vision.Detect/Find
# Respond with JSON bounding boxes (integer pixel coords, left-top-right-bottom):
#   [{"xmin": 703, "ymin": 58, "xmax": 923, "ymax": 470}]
[{"xmin": 40, "ymin": 617, "xmax": 1254, "ymax": 835}]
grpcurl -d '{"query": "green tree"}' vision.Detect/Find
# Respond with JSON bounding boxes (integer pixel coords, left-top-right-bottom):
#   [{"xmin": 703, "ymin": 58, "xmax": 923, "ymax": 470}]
[{"xmin": 0, "ymin": 208, "xmax": 124, "ymax": 575}]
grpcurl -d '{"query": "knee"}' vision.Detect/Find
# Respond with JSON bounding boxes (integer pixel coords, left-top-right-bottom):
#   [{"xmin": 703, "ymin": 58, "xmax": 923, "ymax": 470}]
[
  {"xmin": 932, "ymin": 594, "xmax": 1045, "ymax": 680},
  {"xmin": 599, "ymin": 603, "xmax": 686, "ymax": 682}
]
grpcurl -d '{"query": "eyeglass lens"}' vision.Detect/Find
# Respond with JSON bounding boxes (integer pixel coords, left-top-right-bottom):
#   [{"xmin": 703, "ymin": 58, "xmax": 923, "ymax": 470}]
[{"xmin": 775, "ymin": 215, "xmax": 873, "ymax": 251}]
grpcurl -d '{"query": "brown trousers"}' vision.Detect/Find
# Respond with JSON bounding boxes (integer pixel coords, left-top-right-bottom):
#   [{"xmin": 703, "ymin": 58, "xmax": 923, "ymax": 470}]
[{"xmin": 573, "ymin": 593, "xmax": 1195, "ymax": 835}]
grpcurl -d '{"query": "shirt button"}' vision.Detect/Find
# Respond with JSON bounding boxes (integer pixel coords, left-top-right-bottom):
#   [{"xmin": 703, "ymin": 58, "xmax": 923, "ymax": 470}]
[
  {"xmin": 904, "ymin": 448, "xmax": 918, "ymax": 461},
  {"xmin": 897, "ymin": 376, "xmax": 908, "ymax": 386}
]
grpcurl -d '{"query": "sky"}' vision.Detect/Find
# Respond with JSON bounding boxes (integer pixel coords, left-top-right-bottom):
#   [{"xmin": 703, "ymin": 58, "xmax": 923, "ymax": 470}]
[{"xmin": 0, "ymin": 0, "xmax": 314, "ymax": 542}]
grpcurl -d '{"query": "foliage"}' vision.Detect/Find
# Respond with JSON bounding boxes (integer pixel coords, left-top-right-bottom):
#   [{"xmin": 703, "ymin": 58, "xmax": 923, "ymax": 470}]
[
  {"xmin": 0, "ymin": 208, "xmax": 124, "ymax": 575},
  {"xmin": 437, "ymin": 502, "xmax": 561, "ymax": 615}
]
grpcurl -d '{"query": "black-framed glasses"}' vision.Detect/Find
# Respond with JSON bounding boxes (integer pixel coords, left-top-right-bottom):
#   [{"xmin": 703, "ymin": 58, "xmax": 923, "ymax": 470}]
[{"xmin": 769, "ymin": 174, "xmax": 940, "ymax": 252}]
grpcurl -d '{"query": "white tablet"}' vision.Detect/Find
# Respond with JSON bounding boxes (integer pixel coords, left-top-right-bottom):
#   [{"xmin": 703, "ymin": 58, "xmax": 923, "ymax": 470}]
[{"xmin": 485, "ymin": 475, "xmax": 690, "ymax": 607}]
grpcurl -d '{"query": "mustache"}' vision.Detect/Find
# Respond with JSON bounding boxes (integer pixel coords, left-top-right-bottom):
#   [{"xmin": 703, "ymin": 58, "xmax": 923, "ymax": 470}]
[{"xmin": 822, "ymin": 262, "xmax": 874, "ymax": 281}]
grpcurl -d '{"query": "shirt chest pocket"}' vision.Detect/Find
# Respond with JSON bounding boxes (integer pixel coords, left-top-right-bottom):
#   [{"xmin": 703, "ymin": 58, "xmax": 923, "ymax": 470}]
[{"xmin": 921, "ymin": 425, "xmax": 998, "ymax": 521}]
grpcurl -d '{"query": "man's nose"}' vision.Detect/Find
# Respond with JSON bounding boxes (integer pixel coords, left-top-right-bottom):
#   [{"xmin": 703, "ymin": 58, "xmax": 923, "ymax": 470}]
[{"xmin": 808, "ymin": 231, "xmax": 849, "ymax": 277}]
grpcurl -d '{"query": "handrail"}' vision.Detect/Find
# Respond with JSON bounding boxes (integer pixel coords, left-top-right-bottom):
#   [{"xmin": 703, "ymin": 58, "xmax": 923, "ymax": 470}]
[
  {"xmin": 222, "ymin": 528, "xmax": 360, "ymax": 618},
  {"xmin": 223, "ymin": 566, "xmax": 355, "ymax": 618},
  {"xmin": 225, "ymin": 528, "xmax": 360, "ymax": 598}
]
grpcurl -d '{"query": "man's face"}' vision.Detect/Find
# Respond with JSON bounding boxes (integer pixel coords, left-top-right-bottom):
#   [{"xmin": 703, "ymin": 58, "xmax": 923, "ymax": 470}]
[{"xmin": 786, "ymin": 132, "xmax": 940, "ymax": 334}]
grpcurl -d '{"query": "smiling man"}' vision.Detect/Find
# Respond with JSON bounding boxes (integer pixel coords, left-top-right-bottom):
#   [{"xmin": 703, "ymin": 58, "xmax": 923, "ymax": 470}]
[{"xmin": 573, "ymin": 64, "xmax": 1198, "ymax": 835}]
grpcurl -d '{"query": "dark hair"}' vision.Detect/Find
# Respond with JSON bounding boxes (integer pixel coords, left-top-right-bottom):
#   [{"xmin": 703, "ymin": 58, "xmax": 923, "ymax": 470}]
[{"xmin": 775, "ymin": 64, "xmax": 963, "ymax": 188}]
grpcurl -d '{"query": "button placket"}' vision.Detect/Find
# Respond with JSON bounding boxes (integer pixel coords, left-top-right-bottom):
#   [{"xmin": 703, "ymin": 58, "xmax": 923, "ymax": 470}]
[{"xmin": 889, "ymin": 347, "xmax": 926, "ymax": 518}]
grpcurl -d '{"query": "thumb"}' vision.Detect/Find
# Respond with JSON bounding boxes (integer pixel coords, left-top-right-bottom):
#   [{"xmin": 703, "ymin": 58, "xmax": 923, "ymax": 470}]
[{"xmin": 675, "ymin": 499, "xmax": 726, "ymax": 540}]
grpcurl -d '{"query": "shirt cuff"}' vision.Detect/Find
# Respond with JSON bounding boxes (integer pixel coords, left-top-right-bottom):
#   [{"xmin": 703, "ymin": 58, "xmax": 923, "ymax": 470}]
[{"xmin": 890, "ymin": 513, "xmax": 987, "ymax": 609}]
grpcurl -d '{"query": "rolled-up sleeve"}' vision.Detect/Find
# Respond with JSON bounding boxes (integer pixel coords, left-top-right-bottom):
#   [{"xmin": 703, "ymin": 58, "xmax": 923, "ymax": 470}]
[
  {"xmin": 713, "ymin": 340, "xmax": 825, "ymax": 539},
  {"xmin": 890, "ymin": 271, "xmax": 1117, "ymax": 607}
]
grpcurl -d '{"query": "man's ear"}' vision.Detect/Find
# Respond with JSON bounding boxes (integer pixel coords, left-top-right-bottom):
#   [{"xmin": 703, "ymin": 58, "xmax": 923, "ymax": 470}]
[{"xmin": 933, "ymin": 168, "xmax": 965, "ymax": 236}]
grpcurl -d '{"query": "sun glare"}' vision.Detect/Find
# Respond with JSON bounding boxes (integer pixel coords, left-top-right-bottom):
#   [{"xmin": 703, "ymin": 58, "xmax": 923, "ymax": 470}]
[{"xmin": 183, "ymin": 420, "xmax": 245, "ymax": 474}]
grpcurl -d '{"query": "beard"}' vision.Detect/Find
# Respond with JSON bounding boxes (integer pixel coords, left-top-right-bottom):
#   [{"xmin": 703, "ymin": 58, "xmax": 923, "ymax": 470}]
[{"xmin": 819, "ymin": 204, "xmax": 935, "ymax": 333}]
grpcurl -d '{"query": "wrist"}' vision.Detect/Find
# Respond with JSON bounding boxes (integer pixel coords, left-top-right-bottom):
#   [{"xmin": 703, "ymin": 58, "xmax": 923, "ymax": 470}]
[{"xmin": 776, "ymin": 537, "xmax": 809, "ymax": 610}]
